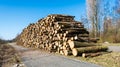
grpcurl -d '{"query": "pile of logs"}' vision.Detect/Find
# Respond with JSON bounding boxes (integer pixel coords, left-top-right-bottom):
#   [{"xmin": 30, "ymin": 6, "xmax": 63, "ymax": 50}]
[{"xmin": 17, "ymin": 14, "xmax": 108, "ymax": 57}]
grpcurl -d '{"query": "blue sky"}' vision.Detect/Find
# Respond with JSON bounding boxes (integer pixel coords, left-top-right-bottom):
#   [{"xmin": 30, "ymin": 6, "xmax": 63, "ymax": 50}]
[{"xmin": 0, "ymin": 0, "xmax": 86, "ymax": 40}]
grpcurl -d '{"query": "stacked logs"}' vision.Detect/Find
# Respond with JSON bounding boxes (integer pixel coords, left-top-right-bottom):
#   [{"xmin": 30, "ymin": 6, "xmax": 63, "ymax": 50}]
[{"xmin": 17, "ymin": 14, "xmax": 108, "ymax": 57}]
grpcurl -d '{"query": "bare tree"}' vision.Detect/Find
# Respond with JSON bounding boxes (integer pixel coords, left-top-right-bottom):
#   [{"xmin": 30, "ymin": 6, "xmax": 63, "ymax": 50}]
[
  {"xmin": 114, "ymin": 0, "xmax": 120, "ymax": 42},
  {"xmin": 80, "ymin": 15, "xmax": 89, "ymax": 29},
  {"xmin": 103, "ymin": 17, "xmax": 113, "ymax": 34},
  {"xmin": 116, "ymin": 0, "xmax": 120, "ymax": 14},
  {"xmin": 86, "ymin": 0, "xmax": 102, "ymax": 38}
]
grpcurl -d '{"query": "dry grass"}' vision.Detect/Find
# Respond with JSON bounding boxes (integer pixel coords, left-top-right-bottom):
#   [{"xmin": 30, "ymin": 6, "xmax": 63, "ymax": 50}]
[
  {"xmin": 65, "ymin": 52, "xmax": 120, "ymax": 67},
  {"xmin": 0, "ymin": 44, "xmax": 23, "ymax": 67},
  {"xmin": 102, "ymin": 43, "xmax": 120, "ymax": 46}
]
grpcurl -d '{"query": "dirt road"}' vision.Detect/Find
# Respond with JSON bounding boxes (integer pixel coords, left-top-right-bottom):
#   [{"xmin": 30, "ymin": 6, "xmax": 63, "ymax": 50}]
[{"xmin": 9, "ymin": 43, "xmax": 101, "ymax": 67}]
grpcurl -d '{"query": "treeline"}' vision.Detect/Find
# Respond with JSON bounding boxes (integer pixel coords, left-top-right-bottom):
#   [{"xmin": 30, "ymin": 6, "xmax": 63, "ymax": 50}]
[
  {"xmin": 102, "ymin": 18, "xmax": 120, "ymax": 43},
  {"xmin": 0, "ymin": 38, "xmax": 15, "ymax": 44},
  {"xmin": 0, "ymin": 38, "xmax": 7, "ymax": 44},
  {"xmin": 82, "ymin": 0, "xmax": 120, "ymax": 43}
]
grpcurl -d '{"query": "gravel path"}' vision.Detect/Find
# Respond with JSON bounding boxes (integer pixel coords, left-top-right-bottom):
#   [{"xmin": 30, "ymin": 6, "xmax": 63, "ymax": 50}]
[
  {"xmin": 9, "ymin": 43, "xmax": 101, "ymax": 67},
  {"xmin": 108, "ymin": 46, "xmax": 120, "ymax": 52}
]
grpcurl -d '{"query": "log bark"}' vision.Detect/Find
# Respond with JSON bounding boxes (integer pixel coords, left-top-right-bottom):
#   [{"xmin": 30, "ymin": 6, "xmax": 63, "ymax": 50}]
[
  {"xmin": 63, "ymin": 50, "xmax": 72, "ymax": 56},
  {"xmin": 72, "ymin": 46, "xmax": 108, "ymax": 56},
  {"xmin": 68, "ymin": 40, "xmax": 100, "ymax": 49},
  {"xmin": 82, "ymin": 52, "xmax": 103, "ymax": 58}
]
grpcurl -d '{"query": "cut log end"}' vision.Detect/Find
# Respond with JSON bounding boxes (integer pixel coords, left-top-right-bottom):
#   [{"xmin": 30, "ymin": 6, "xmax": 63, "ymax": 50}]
[
  {"xmin": 72, "ymin": 48, "xmax": 78, "ymax": 56},
  {"xmin": 82, "ymin": 53, "xmax": 86, "ymax": 58},
  {"xmin": 68, "ymin": 40, "xmax": 74, "ymax": 49},
  {"xmin": 64, "ymin": 50, "xmax": 68, "ymax": 56}
]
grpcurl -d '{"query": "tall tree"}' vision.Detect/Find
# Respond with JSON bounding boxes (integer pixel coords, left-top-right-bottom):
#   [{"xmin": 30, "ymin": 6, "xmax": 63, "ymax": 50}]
[
  {"xmin": 116, "ymin": 0, "xmax": 120, "ymax": 14},
  {"xmin": 86, "ymin": 0, "xmax": 101, "ymax": 38},
  {"xmin": 114, "ymin": 0, "xmax": 120, "ymax": 42}
]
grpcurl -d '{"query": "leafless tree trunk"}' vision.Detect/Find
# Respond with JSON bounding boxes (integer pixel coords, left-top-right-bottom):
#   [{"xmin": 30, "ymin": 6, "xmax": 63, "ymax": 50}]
[{"xmin": 86, "ymin": 0, "xmax": 101, "ymax": 38}]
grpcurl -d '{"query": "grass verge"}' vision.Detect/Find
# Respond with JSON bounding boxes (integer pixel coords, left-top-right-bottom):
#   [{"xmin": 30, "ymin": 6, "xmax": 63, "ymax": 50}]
[
  {"xmin": 0, "ymin": 44, "xmax": 25, "ymax": 67},
  {"xmin": 102, "ymin": 43, "xmax": 120, "ymax": 46},
  {"xmin": 64, "ymin": 52, "xmax": 120, "ymax": 67}
]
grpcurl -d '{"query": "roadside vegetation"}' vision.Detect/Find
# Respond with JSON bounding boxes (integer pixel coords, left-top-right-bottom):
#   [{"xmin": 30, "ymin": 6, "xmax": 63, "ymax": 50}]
[
  {"xmin": 103, "ymin": 43, "xmax": 120, "ymax": 46},
  {"xmin": 63, "ymin": 43, "xmax": 120, "ymax": 67},
  {"xmin": 55, "ymin": 43, "xmax": 120, "ymax": 67},
  {"xmin": 0, "ymin": 38, "xmax": 23, "ymax": 67},
  {"xmin": 62, "ymin": 52, "xmax": 120, "ymax": 67}
]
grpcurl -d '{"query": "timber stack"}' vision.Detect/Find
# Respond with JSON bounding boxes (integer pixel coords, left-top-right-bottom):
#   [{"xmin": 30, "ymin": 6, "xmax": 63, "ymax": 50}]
[{"xmin": 17, "ymin": 14, "xmax": 108, "ymax": 57}]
